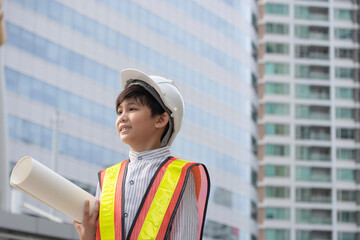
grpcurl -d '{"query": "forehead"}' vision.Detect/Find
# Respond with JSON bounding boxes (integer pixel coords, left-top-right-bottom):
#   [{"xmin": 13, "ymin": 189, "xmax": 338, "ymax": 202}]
[{"xmin": 118, "ymin": 98, "xmax": 140, "ymax": 107}]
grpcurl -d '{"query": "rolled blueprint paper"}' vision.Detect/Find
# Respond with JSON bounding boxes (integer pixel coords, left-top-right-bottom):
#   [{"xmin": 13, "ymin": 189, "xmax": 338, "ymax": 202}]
[{"xmin": 10, "ymin": 156, "xmax": 96, "ymax": 223}]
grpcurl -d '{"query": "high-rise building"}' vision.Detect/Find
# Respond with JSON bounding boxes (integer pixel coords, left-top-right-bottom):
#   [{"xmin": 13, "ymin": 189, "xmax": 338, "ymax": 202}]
[
  {"xmin": 257, "ymin": 0, "xmax": 360, "ymax": 240},
  {"xmin": 2, "ymin": 0, "xmax": 258, "ymax": 239}
]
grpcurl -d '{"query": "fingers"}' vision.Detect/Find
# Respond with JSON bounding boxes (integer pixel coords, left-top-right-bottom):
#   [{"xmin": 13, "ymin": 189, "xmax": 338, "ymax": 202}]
[
  {"xmin": 83, "ymin": 200, "xmax": 90, "ymax": 218},
  {"xmin": 91, "ymin": 200, "xmax": 100, "ymax": 221}
]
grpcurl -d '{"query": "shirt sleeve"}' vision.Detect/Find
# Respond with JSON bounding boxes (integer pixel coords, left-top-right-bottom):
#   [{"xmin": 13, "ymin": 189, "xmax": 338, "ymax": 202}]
[{"xmin": 169, "ymin": 172, "xmax": 198, "ymax": 240}]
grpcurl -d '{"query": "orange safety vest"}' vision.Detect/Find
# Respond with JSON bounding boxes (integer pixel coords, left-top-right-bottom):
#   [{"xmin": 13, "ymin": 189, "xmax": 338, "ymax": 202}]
[{"xmin": 95, "ymin": 157, "xmax": 210, "ymax": 240}]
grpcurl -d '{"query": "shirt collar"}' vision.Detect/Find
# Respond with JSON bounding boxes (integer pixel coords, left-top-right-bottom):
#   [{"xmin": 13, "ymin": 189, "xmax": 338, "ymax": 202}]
[{"xmin": 129, "ymin": 146, "xmax": 171, "ymax": 163}]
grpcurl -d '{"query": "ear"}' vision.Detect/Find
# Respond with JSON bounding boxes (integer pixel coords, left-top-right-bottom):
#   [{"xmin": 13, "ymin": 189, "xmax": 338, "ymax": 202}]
[{"xmin": 155, "ymin": 112, "xmax": 169, "ymax": 129}]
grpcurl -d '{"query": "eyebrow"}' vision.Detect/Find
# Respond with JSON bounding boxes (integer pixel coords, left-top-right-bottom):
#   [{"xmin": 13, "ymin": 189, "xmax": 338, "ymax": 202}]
[{"xmin": 118, "ymin": 101, "xmax": 139, "ymax": 109}]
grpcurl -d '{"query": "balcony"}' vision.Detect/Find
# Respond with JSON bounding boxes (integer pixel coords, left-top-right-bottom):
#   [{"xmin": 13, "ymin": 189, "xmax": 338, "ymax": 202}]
[
  {"xmin": 296, "ymin": 188, "xmax": 332, "ymax": 203},
  {"xmin": 296, "ymin": 65, "xmax": 329, "ymax": 80},
  {"xmin": 296, "ymin": 167, "xmax": 331, "ymax": 182},
  {"xmin": 296, "ymin": 105, "xmax": 330, "ymax": 121},
  {"xmin": 296, "ymin": 126, "xmax": 331, "ymax": 141},
  {"xmin": 296, "ymin": 85, "xmax": 330, "ymax": 100},
  {"xmin": 295, "ymin": 25, "xmax": 329, "ymax": 41},
  {"xmin": 295, "ymin": 45, "xmax": 329, "ymax": 60},
  {"xmin": 295, "ymin": 6, "xmax": 329, "ymax": 21},
  {"xmin": 296, "ymin": 209, "xmax": 332, "ymax": 225},
  {"xmin": 296, "ymin": 146, "xmax": 331, "ymax": 162}
]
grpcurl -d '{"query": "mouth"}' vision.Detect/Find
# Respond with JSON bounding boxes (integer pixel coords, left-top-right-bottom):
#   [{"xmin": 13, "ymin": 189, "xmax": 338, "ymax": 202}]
[{"xmin": 119, "ymin": 126, "xmax": 131, "ymax": 133}]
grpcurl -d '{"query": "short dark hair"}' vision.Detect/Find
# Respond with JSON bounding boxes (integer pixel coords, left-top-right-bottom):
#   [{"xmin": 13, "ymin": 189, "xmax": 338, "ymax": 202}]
[{"xmin": 115, "ymin": 84, "xmax": 165, "ymax": 117}]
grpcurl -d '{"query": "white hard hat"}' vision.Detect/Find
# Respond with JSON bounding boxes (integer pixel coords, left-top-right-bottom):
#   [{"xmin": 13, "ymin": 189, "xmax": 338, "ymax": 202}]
[{"xmin": 121, "ymin": 68, "xmax": 185, "ymax": 147}]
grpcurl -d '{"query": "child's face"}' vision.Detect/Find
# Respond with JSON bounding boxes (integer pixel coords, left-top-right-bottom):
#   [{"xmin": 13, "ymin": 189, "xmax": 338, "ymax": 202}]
[{"xmin": 115, "ymin": 98, "xmax": 160, "ymax": 151}]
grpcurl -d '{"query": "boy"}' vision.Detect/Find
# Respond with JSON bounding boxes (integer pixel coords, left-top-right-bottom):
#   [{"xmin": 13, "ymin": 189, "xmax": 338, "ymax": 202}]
[{"xmin": 73, "ymin": 69, "xmax": 210, "ymax": 240}]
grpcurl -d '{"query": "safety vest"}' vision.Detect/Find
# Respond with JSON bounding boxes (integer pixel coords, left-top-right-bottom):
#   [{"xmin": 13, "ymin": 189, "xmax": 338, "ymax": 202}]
[{"xmin": 95, "ymin": 157, "xmax": 210, "ymax": 240}]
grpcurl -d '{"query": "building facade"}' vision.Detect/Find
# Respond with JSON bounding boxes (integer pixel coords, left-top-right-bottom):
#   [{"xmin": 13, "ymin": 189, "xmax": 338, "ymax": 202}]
[
  {"xmin": 257, "ymin": 0, "xmax": 360, "ymax": 240},
  {"xmin": 2, "ymin": 0, "xmax": 258, "ymax": 239}
]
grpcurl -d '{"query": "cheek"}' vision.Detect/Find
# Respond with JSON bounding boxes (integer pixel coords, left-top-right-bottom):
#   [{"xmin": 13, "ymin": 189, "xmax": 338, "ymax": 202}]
[{"xmin": 115, "ymin": 117, "xmax": 120, "ymax": 130}]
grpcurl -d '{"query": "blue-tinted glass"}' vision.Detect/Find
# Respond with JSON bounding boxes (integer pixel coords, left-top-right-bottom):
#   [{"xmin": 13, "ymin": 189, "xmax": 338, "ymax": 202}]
[
  {"xmin": 46, "ymin": 43, "xmax": 59, "ymax": 63},
  {"xmin": 49, "ymin": 1, "xmax": 62, "ymax": 22},
  {"xmin": 57, "ymin": 90, "xmax": 69, "ymax": 111},
  {"xmin": 18, "ymin": 73, "xmax": 31, "ymax": 97},
  {"xmin": 80, "ymin": 99, "xmax": 92, "ymax": 119},
  {"xmin": 91, "ymin": 145, "xmax": 103, "ymax": 164},
  {"xmin": 94, "ymin": 64, "xmax": 105, "ymax": 85},
  {"xmin": 83, "ymin": 58, "xmax": 96, "ymax": 80},
  {"xmin": 60, "ymin": 4, "xmax": 72, "ymax": 27},
  {"xmin": 70, "ymin": 53, "xmax": 84, "ymax": 74},
  {"xmin": 68, "ymin": 94, "xmax": 81, "ymax": 114},
  {"xmin": 92, "ymin": 103, "xmax": 104, "ymax": 125},
  {"xmin": 5, "ymin": 68, "xmax": 19, "ymax": 92},
  {"xmin": 80, "ymin": 140, "xmax": 92, "ymax": 162},
  {"xmin": 31, "ymin": 80, "xmax": 45, "ymax": 102},
  {"xmin": 95, "ymin": 23, "xmax": 107, "ymax": 43},
  {"xmin": 35, "ymin": 0, "xmax": 49, "ymax": 16},
  {"xmin": 6, "ymin": 22, "xmax": 21, "ymax": 46},
  {"xmin": 43, "ymin": 127, "xmax": 53, "ymax": 150},
  {"xmin": 21, "ymin": 29, "xmax": 34, "ymax": 53},
  {"xmin": 73, "ymin": 12, "xmax": 85, "ymax": 32},
  {"xmin": 43, "ymin": 84, "xmax": 57, "ymax": 107},
  {"xmin": 58, "ymin": 47, "xmax": 72, "ymax": 69},
  {"xmin": 84, "ymin": 18, "xmax": 96, "ymax": 39},
  {"xmin": 34, "ymin": 37, "xmax": 47, "ymax": 58}
]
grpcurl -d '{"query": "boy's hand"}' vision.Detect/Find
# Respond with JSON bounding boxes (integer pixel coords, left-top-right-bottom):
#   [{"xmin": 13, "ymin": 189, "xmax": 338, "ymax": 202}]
[{"xmin": 73, "ymin": 200, "xmax": 100, "ymax": 240}]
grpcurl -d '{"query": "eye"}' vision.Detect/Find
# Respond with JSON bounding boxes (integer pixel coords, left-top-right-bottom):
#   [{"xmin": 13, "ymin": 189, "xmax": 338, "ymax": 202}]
[
  {"xmin": 129, "ymin": 107, "xmax": 137, "ymax": 111},
  {"xmin": 117, "ymin": 109, "xmax": 123, "ymax": 115}
]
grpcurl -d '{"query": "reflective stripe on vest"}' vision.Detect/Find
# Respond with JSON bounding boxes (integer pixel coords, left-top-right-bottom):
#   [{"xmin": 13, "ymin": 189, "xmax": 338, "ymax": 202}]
[{"xmin": 96, "ymin": 157, "xmax": 210, "ymax": 240}]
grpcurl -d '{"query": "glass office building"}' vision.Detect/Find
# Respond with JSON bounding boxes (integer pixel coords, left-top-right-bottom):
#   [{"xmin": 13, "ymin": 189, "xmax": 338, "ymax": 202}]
[
  {"xmin": 3, "ymin": 0, "xmax": 258, "ymax": 239},
  {"xmin": 257, "ymin": 0, "xmax": 360, "ymax": 240}
]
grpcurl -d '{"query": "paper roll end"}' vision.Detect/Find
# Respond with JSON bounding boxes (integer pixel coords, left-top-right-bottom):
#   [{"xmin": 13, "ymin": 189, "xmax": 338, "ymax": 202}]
[{"xmin": 10, "ymin": 156, "xmax": 34, "ymax": 186}]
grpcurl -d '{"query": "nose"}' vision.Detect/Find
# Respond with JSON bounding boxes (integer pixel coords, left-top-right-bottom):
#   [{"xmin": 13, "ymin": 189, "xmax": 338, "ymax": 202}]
[{"xmin": 118, "ymin": 111, "xmax": 128, "ymax": 123}]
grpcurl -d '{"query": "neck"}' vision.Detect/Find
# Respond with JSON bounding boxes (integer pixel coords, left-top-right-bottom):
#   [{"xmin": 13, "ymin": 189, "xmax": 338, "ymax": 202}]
[{"xmin": 130, "ymin": 140, "xmax": 162, "ymax": 153}]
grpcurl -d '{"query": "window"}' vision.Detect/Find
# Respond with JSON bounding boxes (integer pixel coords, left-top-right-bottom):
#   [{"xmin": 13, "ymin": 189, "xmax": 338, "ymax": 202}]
[
  {"xmin": 266, "ymin": 42, "xmax": 289, "ymax": 54},
  {"xmin": 338, "ymin": 232, "xmax": 357, "ymax": 240},
  {"xmin": 295, "ymin": 6, "xmax": 328, "ymax": 21},
  {"xmin": 265, "ymin": 229, "xmax": 290, "ymax": 240},
  {"xmin": 265, "ymin": 207, "xmax": 290, "ymax": 220},
  {"xmin": 265, "ymin": 103, "xmax": 290, "ymax": 115},
  {"xmin": 295, "ymin": 126, "xmax": 331, "ymax": 141},
  {"xmin": 295, "ymin": 65, "xmax": 329, "ymax": 80},
  {"xmin": 213, "ymin": 187, "xmax": 232, "ymax": 207},
  {"xmin": 266, "ymin": 186, "xmax": 290, "ymax": 198},
  {"xmin": 337, "ymin": 169, "xmax": 355, "ymax": 181},
  {"xmin": 336, "ymin": 128, "xmax": 355, "ymax": 139},
  {"xmin": 337, "ymin": 190, "xmax": 357, "ymax": 202},
  {"xmin": 335, "ymin": 48, "xmax": 354, "ymax": 59},
  {"xmin": 265, "ymin": 83, "xmax": 289, "ymax": 95},
  {"xmin": 295, "ymin": 85, "xmax": 329, "ymax": 100},
  {"xmin": 336, "ymin": 88, "xmax": 354, "ymax": 100},
  {"xmin": 265, "ymin": 123, "xmax": 290, "ymax": 136},
  {"xmin": 204, "ymin": 220, "xmax": 239, "ymax": 240},
  {"xmin": 334, "ymin": 9, "xmax": 353, "ymax": 21},
  {"xmin": 337, "ymin": 148, "xmax": 356, "ymax": 160},
  {"xmin": 265, "ymin": 165, "xmax": 290, "ymax": 177},
  {"xmin": 296, "ymin": 188, "xmax": 331, "ymax": 203},
  {"xmin": 296, "ymin": 167, "xmax": 331, "ymax": 182},
  {"xmin": 265, "ymin": 3, "xmax": 289, "ymax": 15},
  {"xmin": 336, "ymin": 68, "xmax": 354, "ymax": 79},
  {"xmin": 335, "ymin": 28, "xmax": 353, "ymax": 39},
  {"xmin": 295, "ymin": 105, "xmax": 330, "ymax": 120},
  {"xmin": 295, "ymin": 25, "xmax": 329, "ymax": 40},
  {"xmin": 336, "ymin": 108, "xmax": 355, "ymax": 120},
  {"xmin": 338, "ymin": 211, "xmax": 357, "ymax": 223},
  {"xmin": 297, "ymin": 231, "xmax": 332, "ymax": 240},
  {"xmin": 265, "ymin": 62, "xmax": 290, "ymax": 75},
  {"xmin": 296, "ymin": 146, "xmax": 331, "ymax": 162},
  {"xmin": 295, "ymin": 45, "xmax": 329, "ymax": 60},
  {"xmin": 296, "ymin": 209, "xmax": 332, "ymax": 225},
  {"xmin": 265, "ymin": 144, "xmax": 290, "ymax": 156},
  {"xmin": 266, "ymin": 23, "xmax": 289, "ymax": 34}
]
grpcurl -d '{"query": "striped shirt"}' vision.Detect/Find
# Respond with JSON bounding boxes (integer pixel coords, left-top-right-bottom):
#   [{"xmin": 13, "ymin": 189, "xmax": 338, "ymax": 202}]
[{"xmin": 97, "ymin": 146, "xmax": 198, "ymax": 239}]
